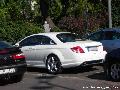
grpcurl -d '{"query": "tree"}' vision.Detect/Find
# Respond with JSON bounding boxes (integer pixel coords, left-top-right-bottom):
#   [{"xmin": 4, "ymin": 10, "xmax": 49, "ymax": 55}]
[
  {"xmin": 0, "ymin": 0, "xmax": 33, "ymax": 21},
  {"xmin": 112, "ymin": 0, "xmax": 120, "ymax": 27},
  {"xmin": 0, "ymin": 0, "xmax": 44, "ymax": 43},
  {"xmin": 40, "ymin": 0, "xmax": 63, "ymax": 30},
  {"xmin": 58, "ymin": 0, "xmax": 107, "ymax": 35}
]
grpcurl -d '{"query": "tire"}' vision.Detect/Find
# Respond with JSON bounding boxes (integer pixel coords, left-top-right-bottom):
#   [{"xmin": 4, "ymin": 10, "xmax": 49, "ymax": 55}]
[
  {"xmin": 105, "ymin": 62, "xmax": 120, "ymax": 81},
  {"xmin": 11, "ymin": 74, "xmax": 24, "ymax": 83},
  {"xmin": 46, "ymin": 55, "xmax": 62, "ymax": 74}
]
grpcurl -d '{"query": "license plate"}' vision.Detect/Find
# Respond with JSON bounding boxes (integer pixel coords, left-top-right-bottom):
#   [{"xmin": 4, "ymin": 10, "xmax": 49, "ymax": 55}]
[
  {"xmin": 0, "ymin": 68, "xmax": 16, "ymax": 75},
  {"xmin": 88, "ymin": 47, "xmax": 98, "ymax": 51}
]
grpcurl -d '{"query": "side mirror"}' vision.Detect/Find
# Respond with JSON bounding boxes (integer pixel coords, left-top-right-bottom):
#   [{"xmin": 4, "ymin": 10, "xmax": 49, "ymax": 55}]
[
  {"xmin": 14, "ymin": 45, "xmax": 22, "ymax": 49},
  {"xmin": 13, "ymin": 43, "xmax": 20, "ymax": 47}
]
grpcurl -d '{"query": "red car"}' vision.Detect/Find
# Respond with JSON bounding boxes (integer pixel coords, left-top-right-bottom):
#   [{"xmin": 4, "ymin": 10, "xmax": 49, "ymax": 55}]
[{"xmin": 0, "ymin": 41, "xmax": 27, "ymax": 83}]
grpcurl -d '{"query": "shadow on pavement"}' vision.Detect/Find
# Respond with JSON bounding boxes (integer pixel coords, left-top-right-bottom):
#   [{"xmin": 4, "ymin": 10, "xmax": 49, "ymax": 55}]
[
  {"xmin": 31, "ymin": 75, "xmax": 55, "ymax": 90},
  {"xmin": 30, "ymin": 73, "xmax": 75, "ymax": 90},
  {"xmin": 62, "ymin": 66, "xmax": 98, "ymax": 74},
  {"xmin": 27, "ymin": 66, "xmax": 99, "ymax": 74},
  {"xmin": 87, "ymin": 71, "xmax": 107, "ymax": 81},
  {"xmin": 27, "ymin": 67, "xmax": 47, "ymax": 73},
  {"xmin": 27, "ymin": 66, "xmax": 106, "ymax": 89}
]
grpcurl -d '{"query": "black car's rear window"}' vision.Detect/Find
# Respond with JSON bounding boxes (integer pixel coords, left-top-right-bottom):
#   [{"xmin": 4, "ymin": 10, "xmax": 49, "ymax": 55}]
[
  {"xmin": 56, "ymin": 33, "xmax": 79, "ymax": 43},
  {"xmin": 0, "ymin": 41, "xmax": 13, "ymax": 49}
]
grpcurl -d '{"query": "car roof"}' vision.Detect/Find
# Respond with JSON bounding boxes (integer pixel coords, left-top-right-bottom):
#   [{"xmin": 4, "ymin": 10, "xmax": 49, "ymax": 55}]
[
  {"xmin": 29, "ymin": 32, "xmax": 71, "ymax": 37},
  {"xmin": 100, "ymin": 28, "xmax": 120, "ymax": 33},
  {"xmin": 16, "ymin": 32, "xmax": 71, "ymax": 44}
]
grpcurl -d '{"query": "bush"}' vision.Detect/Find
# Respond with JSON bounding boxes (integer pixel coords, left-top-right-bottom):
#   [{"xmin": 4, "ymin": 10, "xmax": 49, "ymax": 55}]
[
  {"xmin": 0, "ymin": 20, "xmax": 44, "ymax": 44},
  {"xmin": 58, "ymin": 15, "xmax": 107, "ymax": 36},
  {"xmin": 51, "ymin": 26, "xmax": 66, "ymax": 32}
]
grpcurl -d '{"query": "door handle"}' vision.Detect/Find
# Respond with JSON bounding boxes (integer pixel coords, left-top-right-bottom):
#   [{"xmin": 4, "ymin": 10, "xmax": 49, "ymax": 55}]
[{"xmin": 29, "ymin": 48, "xmax": 35, "ymax": 50}]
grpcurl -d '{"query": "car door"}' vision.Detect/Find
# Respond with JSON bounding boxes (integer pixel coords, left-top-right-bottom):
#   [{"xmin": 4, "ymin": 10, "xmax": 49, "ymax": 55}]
[
  {"xmin": 102, "ymin": 31, "xmax": 120, "ymax": 52},
  {"xmin": 101, "ymin": 30, "xmax": 116, "ymax": 52},
  {"xmin": 19, "ymin": 36, "xmax": 39, "ymax": 66},
  {"xmin": 112, "ymin": 32, "xmax": 120, "ymax": 49},
  {"xmin": 34, "ymin": 35, "xmax": 56, "ymax": 64}
]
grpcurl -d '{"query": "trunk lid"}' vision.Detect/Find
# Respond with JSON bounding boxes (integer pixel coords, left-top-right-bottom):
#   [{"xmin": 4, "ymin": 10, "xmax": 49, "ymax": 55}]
[
  {"xmin": 66, "ymin": 40, "xmax": 103, "ymax": 52},
  {"xmin": 0, "ymin": 47, "xmax": 25, "ymax": 66}
]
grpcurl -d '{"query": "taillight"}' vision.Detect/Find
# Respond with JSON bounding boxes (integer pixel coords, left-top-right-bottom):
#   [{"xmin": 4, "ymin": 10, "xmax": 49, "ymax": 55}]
[
  {"xmin": 0, "ymin": 50, "xmax": 8, "ymax": 54},
  {"xmin": 12, "ymin": 53, "xmax": 25, "ymax": 60},
  {"xmin": 71, "ymin": 46, "xmax": 85, "ymax": 53}
]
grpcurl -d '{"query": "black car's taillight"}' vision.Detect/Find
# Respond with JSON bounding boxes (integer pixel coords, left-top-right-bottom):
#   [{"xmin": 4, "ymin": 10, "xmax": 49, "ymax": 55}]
[
  {"xmin": 11, "ymin": 53, "xmax": 25, "ymax": 60},
  {"xmin": 0, "ymin": 50, "xmax": 8, "ymax": 54}
]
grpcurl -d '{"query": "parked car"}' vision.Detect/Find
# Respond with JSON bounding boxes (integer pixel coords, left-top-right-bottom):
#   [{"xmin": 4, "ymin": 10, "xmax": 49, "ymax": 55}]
[
  {"xmin": 103, "ymin": 48, "xmax": 120, "ymax": 81},
  {"xmin": 15, "ymin": 32, "xmax": 106, "ymax": 74},
  {"xmin": 0, "ymin": 41, "xmax": 26, "ymax": 83},
  {"xmin": 84, "ymin": 28, "xmax": 120, "ymax": 52}
]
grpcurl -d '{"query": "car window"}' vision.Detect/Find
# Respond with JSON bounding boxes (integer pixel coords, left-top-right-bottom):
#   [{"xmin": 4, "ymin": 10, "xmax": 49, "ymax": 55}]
[
  {"xmin": 19, "ymin": 36, "xmax": 40, "ymax": 46},
  {"xmin": 56, "ymin": 33, "xmax": 77, "ymax": 43},
  {"xmin": 0, "ymin": 41, "xmax": 13, "ymax": 49},
  {"xmin": 112, "ymin": 32, "xmax": 120, "ymax": 40},
  {"xmin": 40, "ymin": 36, "xmax": 56, "ymax": 45},
  {"xmin": 103, "ymin": 31, "xmax": 116, "ymax": 40},
  {"xmin": 19, "ymin": 35, "xmax": 56, "ymax": 46},
  {"xmin": 87, "ymin": 31, "xmax": 103, "ymax": 41}
]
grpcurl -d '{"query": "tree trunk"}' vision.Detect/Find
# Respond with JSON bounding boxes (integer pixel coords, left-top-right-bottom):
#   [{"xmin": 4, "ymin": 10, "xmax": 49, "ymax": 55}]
[
  {"xmin": 46, "ymin": 16, "xmax": 55, "ymax": 31},
  {"xmin": 40, "ymin": 0, "xmax": 55, "ymax": 32}
]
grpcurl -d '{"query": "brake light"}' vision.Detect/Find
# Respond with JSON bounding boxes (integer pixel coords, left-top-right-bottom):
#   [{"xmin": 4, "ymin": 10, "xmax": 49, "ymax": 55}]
[
  {"xmin": 71, "ymin": 46, "xmax": 85, "ymax": 53},
  {"xmin": 0, "ymin": 50, "xmax": 8, "ymax": 54},
  {"xmin": 12, "ymin": 53, "xmax": 25, "ymax": 60}
]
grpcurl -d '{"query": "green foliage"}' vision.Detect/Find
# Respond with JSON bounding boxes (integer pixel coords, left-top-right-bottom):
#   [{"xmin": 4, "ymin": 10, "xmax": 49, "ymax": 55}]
[
  {"xmin": 0, "ymin": 20, "xmax": 44, "ymax": 43},
  {"xmin": 0, "ymin": 0, "xmax": 114, "ymax": 42},
  {"xmin": 57, "ymin": 0, "xmax": 107, "ymax": 35},
  {"xmin": 48, "ymin": 0, "xmax": 62, "ymax": 20},
  {"xmin": 61, "ymin": 0, "xmax": 103, "ymax": 17},
  {"xmin": 112, "ymin": 0, "xmax": 120, "ymax": 27},
  {"xmin": 51, "ymin": 26, "xmax": 66, "ymax": 32},
  {"xmin": 0, "ymin": 0, "xmax": 33, "ymax": 21},
  {"xmin": 67, "ymin": 0, "xmax": 86, "ymax": 16},
  {"xmin": 0, "ymin": 7, "xmax": 10, "ymax": 20},
  {"xmin": 0, "ymin": 0, "xmax": 44, "ymax": 44}
]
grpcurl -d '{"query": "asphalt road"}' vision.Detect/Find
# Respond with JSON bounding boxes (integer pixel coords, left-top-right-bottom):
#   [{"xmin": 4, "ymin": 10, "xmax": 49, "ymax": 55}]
[{"xmin": 0, "ymin": 66, "xmax": 120, "ymax": 90}]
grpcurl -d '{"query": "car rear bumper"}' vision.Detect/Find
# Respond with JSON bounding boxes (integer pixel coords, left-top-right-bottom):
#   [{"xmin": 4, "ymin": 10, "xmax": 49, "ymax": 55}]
[
  {"xmin": 0, "ymin": 63, "xmax": 27, "ymax": 78},
  {"xmin": 80, "ymin": 59, "xmax": 103, "ymax": 66},
  {"xmin": 62, "ymin": 59, "xmax": 104, "ymax": 68},
  {"xmin": 62, "ymin": 51, "xmax": 106, "ymax": 68}
]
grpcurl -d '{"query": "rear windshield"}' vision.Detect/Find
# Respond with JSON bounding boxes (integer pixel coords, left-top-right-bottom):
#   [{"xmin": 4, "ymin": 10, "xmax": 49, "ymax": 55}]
[
  {"xmin": 0, "ymin": 41, "xmax": 13, "ymax": 49},
  {"xmin": 56, "ymin": 33, "xmax": 80, "ymax": 43}
]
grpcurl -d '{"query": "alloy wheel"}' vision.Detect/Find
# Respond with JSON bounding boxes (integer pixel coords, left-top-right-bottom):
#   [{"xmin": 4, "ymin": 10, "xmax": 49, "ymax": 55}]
[
  {"xmin": 110, "ymin": 63, "xmax": 120, "ymax": 81},
  {"xmin": 47, "ymin": 55, "xmax": 62, "ymax": 74}
]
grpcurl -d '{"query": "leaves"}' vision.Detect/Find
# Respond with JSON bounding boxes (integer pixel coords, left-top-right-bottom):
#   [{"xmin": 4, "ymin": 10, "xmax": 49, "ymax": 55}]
[
  {"xmin": 0, "ymin": 20, "xmax": 44, "ymax": 43},
  {"xmin": 112, "ymin": 0, "xmax": 120, "ymax": 27}
]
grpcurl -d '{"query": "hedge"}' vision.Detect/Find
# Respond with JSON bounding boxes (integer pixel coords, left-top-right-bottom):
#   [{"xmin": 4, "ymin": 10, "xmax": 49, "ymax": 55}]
[{"xmin": 0, "ymin": 20, "xmax": 44, "ymax": 44}]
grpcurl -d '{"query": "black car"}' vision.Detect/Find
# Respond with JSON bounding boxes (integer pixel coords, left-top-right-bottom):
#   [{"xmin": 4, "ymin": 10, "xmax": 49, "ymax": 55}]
[
  {"xmin": 104, "ymin": 48, "xmax": 120, "ymax": 81},
  {"xmin": 0, "ymin": 41, "xmax": 26, "ymax": 83}
]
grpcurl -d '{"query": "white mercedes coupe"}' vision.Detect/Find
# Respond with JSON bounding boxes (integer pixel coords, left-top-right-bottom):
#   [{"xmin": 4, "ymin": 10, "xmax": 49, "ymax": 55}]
[{"xmin": 15, "ymin": 32, "xmax": 107, "ymax": 74}]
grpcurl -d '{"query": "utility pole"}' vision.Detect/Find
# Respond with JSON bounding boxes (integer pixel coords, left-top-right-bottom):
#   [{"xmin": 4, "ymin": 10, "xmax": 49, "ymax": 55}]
[
  {"xmin": 84, "ymin": 0, "xmax": 88, "ymax": 35},
  {"xmin": 108, "ymin": 0, "xmax": 112, "ymax": 28}
]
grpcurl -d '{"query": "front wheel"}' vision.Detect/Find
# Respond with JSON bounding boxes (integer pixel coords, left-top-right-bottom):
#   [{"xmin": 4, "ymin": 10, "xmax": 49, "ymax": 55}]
[
  {"xmin": 46, "ymin": 55, "xmax": 62, "ymax": 74},
  {"xmin": 11, "ymin": 74, "xmax": 24, "ymax": 83},
  {"xmin": 105, "ymin": 62, "xmax": 120, "ymax": 81}
]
